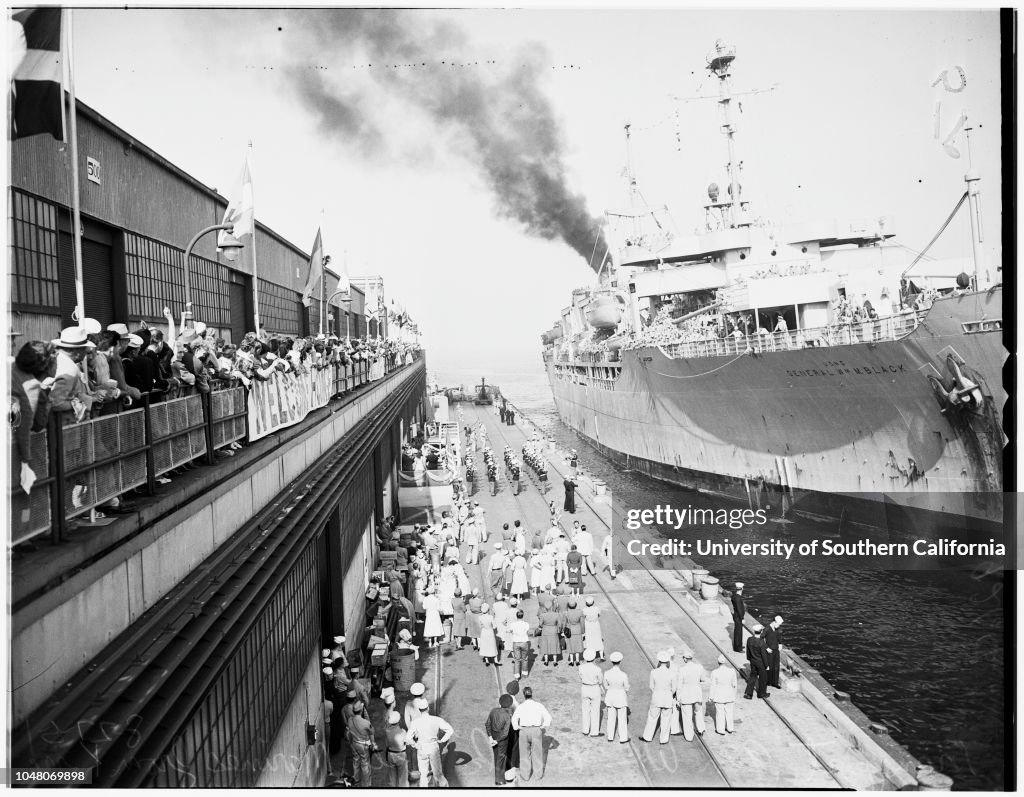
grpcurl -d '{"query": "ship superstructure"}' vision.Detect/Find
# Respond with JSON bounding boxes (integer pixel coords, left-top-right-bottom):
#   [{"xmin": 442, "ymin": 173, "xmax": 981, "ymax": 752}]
[{"xmin": 542, "ymin": 41, "xmax": 1005, "ymax": 531}]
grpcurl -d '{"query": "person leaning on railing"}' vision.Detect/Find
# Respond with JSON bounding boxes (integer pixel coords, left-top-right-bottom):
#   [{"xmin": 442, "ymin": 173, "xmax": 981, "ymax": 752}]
[
  {"xmin": 10, "ymin": 340, "xmax": 55, "ymax": 490},
  {"xmin": 49, "ymin": 327, "xmax": 99, "ymax": 424}
]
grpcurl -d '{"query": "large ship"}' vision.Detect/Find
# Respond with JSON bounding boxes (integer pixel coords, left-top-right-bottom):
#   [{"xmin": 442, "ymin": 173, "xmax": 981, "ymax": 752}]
[{"xmin": 542, "ymin": 41, "xmax": 1005, "ymax": 535}]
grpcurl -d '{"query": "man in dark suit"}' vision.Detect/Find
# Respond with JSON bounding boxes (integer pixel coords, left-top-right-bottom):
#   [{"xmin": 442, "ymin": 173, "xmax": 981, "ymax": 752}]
[
  {"xmin": 765, "ymin": 615, "xmax": 784, "ymax": 688},
  {"xmin": 730, "ymin": 582, "xmax": 746, "ymax": 652},
  {"xmin": 743, "ymin": 624, "xmax": 770, "ymax": 699},
  {"xmin": 563, "ymin": 478, "xmax": 576, "ymax": 513}
]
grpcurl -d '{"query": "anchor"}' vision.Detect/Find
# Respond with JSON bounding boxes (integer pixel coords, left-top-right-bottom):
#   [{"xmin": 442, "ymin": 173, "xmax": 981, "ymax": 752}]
[{"xmin": 927, "ymin": 353, "xmax": 984, "ymax": 416}]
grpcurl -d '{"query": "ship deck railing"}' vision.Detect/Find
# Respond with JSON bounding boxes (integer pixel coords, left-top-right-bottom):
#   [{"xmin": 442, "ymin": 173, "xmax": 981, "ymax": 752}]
[
  {"xmin": 9, "ymin": 355, "xmax": 420, "ymax": 548},
  {"xmin": 654, "ymin": 309, "xmax": 923, "ymax": 360}
]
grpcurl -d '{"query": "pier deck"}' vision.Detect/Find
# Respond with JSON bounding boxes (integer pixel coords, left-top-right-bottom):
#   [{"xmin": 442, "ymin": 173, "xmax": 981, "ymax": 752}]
[{"xmin": 344, "ymin": 402, "xmax": 915, "ymax": 789}]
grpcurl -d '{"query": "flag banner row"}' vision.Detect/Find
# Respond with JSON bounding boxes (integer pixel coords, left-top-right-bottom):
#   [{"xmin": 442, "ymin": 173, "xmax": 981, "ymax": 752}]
[{"xmin": 246, "ymin": 367, "xmax": 333, "ymax": 441}]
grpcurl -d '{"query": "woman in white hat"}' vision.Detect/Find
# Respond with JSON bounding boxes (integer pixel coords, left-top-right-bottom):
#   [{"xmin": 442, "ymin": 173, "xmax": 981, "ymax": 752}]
[
  {"xmin": 582, "ymin": 596, "xmax": 605, "ymax": 662},
  {"xmin": 477, "ymin": 604, "xmax": 499, "ymax": 666},
  {"xmin": 421, "ymin": 587, "xmax": 443, "ymax": 647}
]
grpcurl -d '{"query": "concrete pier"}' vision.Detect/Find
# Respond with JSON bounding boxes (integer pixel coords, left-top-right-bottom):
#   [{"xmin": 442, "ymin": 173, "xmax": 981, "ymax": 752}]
[{"xmin": 346, "ymin": 402, "xmax": 920, "ymax": 789}]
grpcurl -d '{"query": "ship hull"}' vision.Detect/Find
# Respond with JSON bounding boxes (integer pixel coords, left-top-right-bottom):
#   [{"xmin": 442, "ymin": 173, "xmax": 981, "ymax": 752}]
[{"xmin": 545, "ymin": 289, "xmax": 1005, "ymax": 532}]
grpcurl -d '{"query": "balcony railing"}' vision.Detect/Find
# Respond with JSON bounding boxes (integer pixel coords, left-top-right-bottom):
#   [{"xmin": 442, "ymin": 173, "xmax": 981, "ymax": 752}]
[{"xmin": 8, "ymin": 355, "xmax": 417, "ymax": 548}]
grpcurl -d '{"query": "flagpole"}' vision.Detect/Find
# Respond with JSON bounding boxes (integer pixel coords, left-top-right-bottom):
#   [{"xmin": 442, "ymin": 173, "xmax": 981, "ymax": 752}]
[
  {"xmin": 249, "ymin": 142, "xmax": 261, "ymax": 334},
  {"xmin": 319, "ymin": 209, "xmax": 326, "ymax": 336},
  {"xmin": 65, "ymin": 9, "xmax": 85, "ymax": 322}
]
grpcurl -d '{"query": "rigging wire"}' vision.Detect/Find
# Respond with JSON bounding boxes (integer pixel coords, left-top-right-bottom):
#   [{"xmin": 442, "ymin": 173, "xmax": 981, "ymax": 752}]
[{"xmin": 901, "ymin": 191, "xmax": 968, "ymax": 278}]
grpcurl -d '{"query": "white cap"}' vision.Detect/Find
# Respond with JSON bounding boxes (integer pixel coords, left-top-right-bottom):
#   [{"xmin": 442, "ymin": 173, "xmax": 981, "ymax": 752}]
[
  {"xmin": 752, "ymin": 623, "xmax": 764, "ymax": 632},
  {"xmin": 334, "ymin": 635, "xmax": 346, "ymax": 644},
  {"xmin": 410, "ymin": 682, "xmax": 426, "ymax": 696},
  {"xmin": 609, "ymin": 651, "xmax": 623, "ymax": 664},
  {"xmin": 414, "ymin": 697, "xmax": 429, "ymax": 710},
  {"xmin": 717, "ymin": 654, "xmax": 728, "ymax": 664},
  {"xmin": 735, "ymin": 582, "xmax": 744, "ymax": 590},
  {"xmin": 774, "ymin": 615, "xmax": 784, "ymax": 624},
  {"xmin": 657, "ymin": 650, "xmax": 671, "ymax": 663},
  {"xmin": 583, "ymin": 650, "xmax": 596, "ymax": 662}
]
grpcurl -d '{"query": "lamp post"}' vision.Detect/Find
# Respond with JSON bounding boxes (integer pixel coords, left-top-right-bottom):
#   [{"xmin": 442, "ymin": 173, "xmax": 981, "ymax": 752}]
[
  {"xmin": 182, "ymin": 223, "xmax": 244, "ymax": 325},
  {"xmin": 323, "ymin": 288, "xmax": 351, "ymax": 338}
]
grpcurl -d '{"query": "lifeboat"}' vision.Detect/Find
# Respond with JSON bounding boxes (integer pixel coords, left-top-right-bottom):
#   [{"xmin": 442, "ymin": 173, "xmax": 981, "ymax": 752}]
[
  {"xmin": 585, "ymin": 293, "xmax": 625, "ymax": 329},
  {"xmin": 541, "ymin": 326, "xmax": 564, "ymax": 345},
  {"xmin": 605, "ymin": 333, "xmax": 625, "ymax": 352}
]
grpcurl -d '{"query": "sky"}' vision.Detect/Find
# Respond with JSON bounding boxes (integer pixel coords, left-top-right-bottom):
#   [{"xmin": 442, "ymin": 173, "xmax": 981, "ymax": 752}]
[{"xmin": 59, "ymin": 7, "xmax": 1004, "ymax": 375}]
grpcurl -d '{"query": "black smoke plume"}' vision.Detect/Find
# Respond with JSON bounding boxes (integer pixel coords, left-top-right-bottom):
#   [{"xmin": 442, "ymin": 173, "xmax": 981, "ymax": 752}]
[{"xmin": 282, "ymin": 10, "xmax": 607, "ymax": 270}]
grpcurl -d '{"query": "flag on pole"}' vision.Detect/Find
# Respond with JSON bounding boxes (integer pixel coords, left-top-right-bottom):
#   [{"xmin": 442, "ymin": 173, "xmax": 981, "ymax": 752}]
[
  {"xmin": 301, "ymin": 228, "xmax": 323, "ymax": 307},
  {"xmin": 10, "ymin": 8, "xmax": 64, "ymax": 140},
  {"xmin": 218, "ymin": 150, "xmax": 255, "ymax": 246}
]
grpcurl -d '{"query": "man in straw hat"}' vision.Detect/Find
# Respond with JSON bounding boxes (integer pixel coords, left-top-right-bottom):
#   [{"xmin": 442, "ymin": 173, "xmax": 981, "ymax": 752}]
[{"xmin": 50, "ymin": 327, "xmax": 97, "ymax": 423}]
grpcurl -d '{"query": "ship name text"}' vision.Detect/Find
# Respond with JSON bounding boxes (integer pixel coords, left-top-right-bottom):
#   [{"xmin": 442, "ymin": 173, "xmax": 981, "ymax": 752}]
[{"xmin": 786, "ymin": 362, "xmax": 907, "ymax": 378}]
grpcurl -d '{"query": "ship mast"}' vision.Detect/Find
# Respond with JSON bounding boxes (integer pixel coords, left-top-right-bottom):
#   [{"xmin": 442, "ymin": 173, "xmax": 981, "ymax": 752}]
[
  {"xmin": 707, "ymin": 40, "xmax": 745, "ymax": 229},
  {"xmin": 962, "ymin": 121, "xmax": 989, "ymax": 287}
]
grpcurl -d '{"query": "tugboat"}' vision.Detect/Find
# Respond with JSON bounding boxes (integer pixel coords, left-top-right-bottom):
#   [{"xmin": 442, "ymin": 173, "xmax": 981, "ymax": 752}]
[
  {"xmin": 474, "ymin": 377, "xmax": 500, "ymax": 406},
  {"xmin": 542, "ymin": 40, "xmax": 1004, "ymax": 534}
]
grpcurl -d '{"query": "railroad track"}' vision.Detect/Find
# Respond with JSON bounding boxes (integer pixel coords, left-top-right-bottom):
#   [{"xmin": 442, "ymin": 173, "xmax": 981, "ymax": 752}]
[{"xmin": 479, "ymin": 404, "xmax": 851, "ymax": 790}]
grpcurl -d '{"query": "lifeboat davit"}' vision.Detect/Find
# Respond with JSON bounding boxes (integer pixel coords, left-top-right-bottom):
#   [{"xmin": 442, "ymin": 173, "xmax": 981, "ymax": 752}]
[{"xmin": 586, "ymin": 294, "xmax": 623, "ymax": 329}]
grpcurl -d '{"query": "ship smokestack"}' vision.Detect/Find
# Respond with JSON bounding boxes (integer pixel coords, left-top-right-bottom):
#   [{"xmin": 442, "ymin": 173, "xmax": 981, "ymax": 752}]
[{"xmin": 283, "ymin": 10, "xmax": 607, "ymax": 270}]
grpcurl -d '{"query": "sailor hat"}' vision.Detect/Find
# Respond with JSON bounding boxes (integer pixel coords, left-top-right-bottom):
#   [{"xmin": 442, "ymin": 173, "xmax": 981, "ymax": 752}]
[
  {"xmin": 126, "ymin": 333, "xmax": 144, "ymax": 349},
  {"xmin": 609, "ymin": 651, "xmax": 623, "ymax": 664},
  {"xmin": 657, "ymin": 650, "xmax": 671, "ymax": 663},
  {"xmin": 735, "ymin": 582, "xmax": 745, "ymax": 590},
  {"xmin": 718, "ymin": 654, "xmax": 728, "ymax": 665},
  {"xmin": 387, "ymin": 711, "xmax": 401, "ymax": 725},
  {"xmin": 752, "ymin": 623, "xmax": 764, "ymax": 632},
  {"xmin": 414, "ymin": 697, "xmax": 429, "ymax": 710},
  {"xmin": 410, "ymin": 682, "xmax": 426, "ymax": 696},
  {"xmin": 583, "ymin": 650, "xmax": 597, "ymax": 662}
]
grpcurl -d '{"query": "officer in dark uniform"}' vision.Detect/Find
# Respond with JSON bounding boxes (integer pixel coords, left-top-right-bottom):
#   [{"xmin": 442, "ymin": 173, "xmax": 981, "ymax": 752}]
[
  {"xmin": 765, "ymin": 615, "xmax": 784, "ymax": 688},
  {"xmin": 743, "ymin": 624, "xmax": 770, "ymax": 699},
  {"xmin": 488, "ymin": 462, "xmax": 498, "ymax": 495},
  {"xmin": 730, "ymin": 582, "xmax": 746, "ymax": 653},
  {"xmin": 466, "ymin": 462, "xmax": 476, "ymax": 497},
  {"xmin": 511, "ymin": 462, "xmax": 521, "ymax": 495}
]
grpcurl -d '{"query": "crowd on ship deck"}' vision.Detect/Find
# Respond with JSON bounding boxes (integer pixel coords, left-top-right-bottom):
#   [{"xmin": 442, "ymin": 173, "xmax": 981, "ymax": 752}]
[
  {"xmin": 323, "ymin": 423, "xmax": 787, "ymax": 787},
  {"xmin": 9, "ymin": 305, "xmax": 419, "ymax": 524}
]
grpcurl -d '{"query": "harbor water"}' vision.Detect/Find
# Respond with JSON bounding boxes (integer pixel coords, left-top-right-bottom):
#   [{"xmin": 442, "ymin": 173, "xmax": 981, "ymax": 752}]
[{"xmin": 432, "ymin": 353, "xmax": 1007, "ymax": 791}]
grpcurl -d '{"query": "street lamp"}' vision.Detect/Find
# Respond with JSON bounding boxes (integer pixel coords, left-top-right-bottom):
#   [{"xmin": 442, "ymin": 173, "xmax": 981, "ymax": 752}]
[
  {"xmin": 323, "ymin": 288, "xmax": 352, "ymax": 338},
  {"xmin": 182, "ymin": 223, "xmax": 244, "ymax": 324}
]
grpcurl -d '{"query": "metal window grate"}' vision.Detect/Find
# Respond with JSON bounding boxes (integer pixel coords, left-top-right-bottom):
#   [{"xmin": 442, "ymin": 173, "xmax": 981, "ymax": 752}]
[{"xmin": 145, "ymin": 539, "xmax": 320, "ymax": 787}]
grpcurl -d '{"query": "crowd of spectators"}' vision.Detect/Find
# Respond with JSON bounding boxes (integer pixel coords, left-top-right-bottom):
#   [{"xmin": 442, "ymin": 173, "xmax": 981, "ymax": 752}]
[{"xmin": 9, "ymin": 306, "xmax": 420, "ymax": 524}]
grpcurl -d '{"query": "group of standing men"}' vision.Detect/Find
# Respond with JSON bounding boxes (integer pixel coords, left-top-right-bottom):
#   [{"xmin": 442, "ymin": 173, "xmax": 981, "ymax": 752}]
[{"xmin": 730, "ymin": 582, "xmax": 785, "ymax": 699}]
